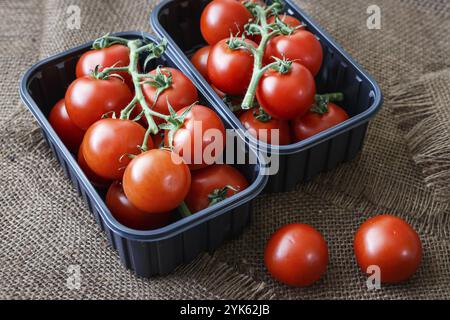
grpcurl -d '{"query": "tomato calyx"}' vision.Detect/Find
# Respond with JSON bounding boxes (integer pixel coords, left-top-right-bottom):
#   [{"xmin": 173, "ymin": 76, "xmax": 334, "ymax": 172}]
[
  {"xmin": 311, "ymin": 93, "xmax": 344, "ymax": 115},
  {"xmin": 92, "ymin": 33, "xmax": 129, "ymax": 50},
  {"xmin": 158, "ymin": 102, "xmax": 195, "ymax": 149},
  {"xmin": 208, "ymin": 185, "xmax": 239, "ymax": 207},
  {"xmin": 253, "ymin": 107, "xmax": 272, "ymax": 123}
]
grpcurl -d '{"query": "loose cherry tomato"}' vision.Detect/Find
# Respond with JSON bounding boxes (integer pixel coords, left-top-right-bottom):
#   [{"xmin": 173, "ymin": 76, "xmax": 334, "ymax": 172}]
[
  {"xmin": 123, "ymin": 149, "xmax": 191, "ymax": 213},
  {"xmin": 191, "ymin": 46, "xmax": 211, "ymax": 82},
  {"xmin": 208, "ymin": 38, "xmax": 257, "ymax": 95},
  {"xmin": 201, "ymin": 0, "xmax": 253, "ymax": 45},
  {"xmin": 256, "ymin": 62, "xmax": 316, "ymax": 120},
  {"xmin": 77, "ymin": 147, "xmax": 111, "ymax": 188},
  {"xmin": 48, "ymin": 99, "xmax": 85, "ymax": 152},
  {"xmin": 354, "ymin": 215, "xmax": 422, "ymax": 284},
  {"xmin": 265, "ymin": 223, "xmax": 329, "ymax": 287},
  {"xmin": 292, "ymin": 102, "xmax": 349, "ymax": 141},
  {"xmin": 76, "ymin": 44, "xmax": 134, "ymax": 90},
  {"xmin": 267, "ymin": 14, "xmax": 303, "ymax": 28},
  {"xmin": 65, "ymin": 76, "xmax": 133, "ymax": 130},
  {"xmin": 81, "ymin": 118, "xmax": 152, "ymax": 180},
  {"xmin": 164, "ymin": 105, "xmax": 226, "ymax": 170},
  {"xmin": 239, "ymin": 109, "xmax": 291, "ymax": 145},
  {"xmin": 106, "ymin": 181, "xmax": 171, "ymax": 230},
  {"xmin": 142, "ymin": 67, "xmax": 198, "ymax": 123},
  {"xmin": 265, "ymin": 30, "xmax": 323, "ymax": 76},
  {"xmin": 185, "ymin": 164, "xmax": 249, "ymax": 213}
]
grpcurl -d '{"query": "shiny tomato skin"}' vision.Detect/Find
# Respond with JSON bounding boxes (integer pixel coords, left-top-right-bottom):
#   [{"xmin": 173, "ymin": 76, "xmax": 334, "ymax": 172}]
[
  {"xmin": 265, "ymin": 30, "xmax": 323, "ymax": 76},
  {"xmin": 200, "ymin": 0, "xmax": 253, "ymax": 45},
  {"xmin": 65, "ymin": 76, "xmax": 133, "ymax": 130},
  {"xmin": 142, "ymin": 68, "xmax": 198, "ymax": 124},
  {"xmin": 292, "ymin": 103, "xmax": 349, "ymax": 141},
  {"xmin": 77, "ymin": 147, "xmax": 111, "ymax": 188},
  {"xmin": 265, "ymin": 223, "xmax": 329, "ymax": 287},
  {"xmin": 208, "ymin": 38, "xmax": 257, "ymax": 96},
  {"xmin": 165, "ymin": 105, "xmax": 226, "ymax": 170},
  {"xmin": 267, "ymin": 14, "xmax": 303, "ymax": 28},
  {"xmin": 354, "ymin": 215, "xmax": 422, "ymax": 284},
  {"xmin": 257, "ymin": 62, "xmax": 316, "ymax": 120},
  {"xmin": 185, "ymin": 164, "xmax": 249, "ymax": 213},
  {"xmin": 191, "ymin": 46, "xmax": 211, "ymax": 82},
  {"xmin": 239, "ymin": 109, "xmax": 291, "ymax": 145},
  {"xmin": 48, "ymin": 99, "xmax": 85, "ymax": 152},
  {"xmin": 106, "ymin": 181, "xmax": 171, "ymax": 230},
  {"xmin": 123, "ymin": 149, "xmax": 191, "ymax": 213},
  {"xmin": 81, "ymin": 119, "xmax": 152, "ymax": 180},
  {"xmin": 76, "ymin": 44, "xmax": 133, "ymax": 90}
]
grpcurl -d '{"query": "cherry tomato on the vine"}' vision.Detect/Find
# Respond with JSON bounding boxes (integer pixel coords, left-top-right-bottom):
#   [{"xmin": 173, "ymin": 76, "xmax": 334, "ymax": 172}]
[
  {"xmin": 76, "ymin": 44, "xmax": 134, "ymax": 90},
  {"xmin": 165, "ymin": 105, "xmax": 226, "ymax": 170},
  {"xmin": 201, "ymin": 0, "xmax": 253, "ymax": 45},
  {"xmin": 265, "ymin": 223, "xmax": 329, "ymax": 287},
  {"xmin": 81, "ymin": 118, "xmax": 152, "ymax": 180},
  {"xmin": 256, "ymin": 62, "xmax": 316, "ymax": 120},
  {"xmin": 106, "ymin": 181, "xmax": 171, "ymax": 230},
  {"xmin": 185, "ymin": 164, "xmax": 249, "ymax": 213},
  {"xmin": 208, "ymin": 38, "xmax": 257, "ymax": 96},
  {"xmin": 48, "ymin": 99, "xmax": 85, "ymax": 152},
  {"xmin": 239, "ymin": 109, "xmax": 291, "ymax": 145},
  {"xmin": 65, "ymin": 76, "xmax": 133, "ymax": 130},
  {"xmin": 142, "ymin": 67, "xmax": 198, "ymax": 123},
  {"xmin": 354, "ymin": 215, "xmax": 422, "ymax": 284},
  {"xmin": 292, "ymin": 102, "xmax": 349, "ymax": 141},
  {"xmin": 191, "ymin": 46, "xmax": 211, "ymax": 82},
  {"xmin": 123, "ymin": 149, "xmax": 191, "ymax": 213},
  {"xmin": 265, "ymin": 30, "xmax": 323, "ymax": 76},
  {"xmin": 77, "ymin": 147, "xmax": 111, "ymax": 188}
]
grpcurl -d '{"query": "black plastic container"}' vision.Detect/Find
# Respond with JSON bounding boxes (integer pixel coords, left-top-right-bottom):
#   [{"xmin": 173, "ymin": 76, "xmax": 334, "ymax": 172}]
[
  {"xmin": 151, "ymin": 0, "xmax": 383, "ymax": 192},
  {"xmin": 19, "ymin": 32, "xmax": 268, "ymax": 277}
]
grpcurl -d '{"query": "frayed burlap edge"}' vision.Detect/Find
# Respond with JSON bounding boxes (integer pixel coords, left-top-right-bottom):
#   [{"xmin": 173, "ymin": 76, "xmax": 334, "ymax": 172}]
[{"xmin": 391, "ymin": 69, "xmax": 450, "ymax": 202}]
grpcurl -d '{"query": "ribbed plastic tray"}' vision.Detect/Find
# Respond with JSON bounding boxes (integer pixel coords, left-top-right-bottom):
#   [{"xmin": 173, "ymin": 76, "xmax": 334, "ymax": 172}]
[
  {"xmin": 19, "ymin": 31, "xmax": 268, "ymax": 277},
  {"xmin": 151, "ymin": 0, "xmax": 383, "ymax": 192}
]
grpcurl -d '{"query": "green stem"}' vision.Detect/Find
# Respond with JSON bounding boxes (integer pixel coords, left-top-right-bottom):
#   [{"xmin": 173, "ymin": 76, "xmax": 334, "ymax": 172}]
[
  {"xmin": 240, "ymin": 5, "xmax": 282, "ymax": 109},
  {"xmin": 178, "ymin": 201, "xmax": 192, "ymax": 218},
  {"xmin": 316, "ymin": 93, "xmax": 344, "ymax": 103}
]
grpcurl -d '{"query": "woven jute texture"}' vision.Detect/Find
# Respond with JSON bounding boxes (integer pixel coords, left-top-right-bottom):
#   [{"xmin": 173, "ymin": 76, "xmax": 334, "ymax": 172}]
[{"xmin": 1, "ymin": 0, "xmax": 450, "ymax": 300}]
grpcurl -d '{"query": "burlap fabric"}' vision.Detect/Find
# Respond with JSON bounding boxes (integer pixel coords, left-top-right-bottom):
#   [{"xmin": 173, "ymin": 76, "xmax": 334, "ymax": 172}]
[{"xmin": 1, "ymin": 0, "xmax": 450, "ymax": 299}]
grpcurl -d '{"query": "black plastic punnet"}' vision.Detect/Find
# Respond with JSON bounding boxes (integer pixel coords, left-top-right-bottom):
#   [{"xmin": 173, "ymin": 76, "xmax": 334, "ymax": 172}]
[
  {"xmin": 151, "ymin": 0, "xmax": 383, "ymax": 192},
  {"xmin": 19, "ymin": 32, "xmax": 268, "ymax": 277}
]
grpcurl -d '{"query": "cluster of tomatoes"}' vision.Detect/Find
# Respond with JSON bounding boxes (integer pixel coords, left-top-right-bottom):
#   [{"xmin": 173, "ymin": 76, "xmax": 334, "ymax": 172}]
[
  {"xmin": 191, "ymin": 0, "xmax": 349, "ymax": 146},
  {"xmin": 265, "ymin": 215, "xmax": 423, "ymax": 287},
  {"xmin": 49, "ymin": 36, "xmax": 249, "ymax": 231}
]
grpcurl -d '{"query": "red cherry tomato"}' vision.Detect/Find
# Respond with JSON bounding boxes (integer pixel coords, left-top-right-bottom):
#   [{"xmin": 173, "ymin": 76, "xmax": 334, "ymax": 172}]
[
  {"xmin": 106, "ymin": 181, "xmax": 171, "ymax": 230},
  {"xmin": 185, "ymin": 164, "xmax": 249, "ymax": 213},
  {"xmin": 48, "ymin": 99, "xmax": 85, "ymax": 152},
  {"xmin": 354, "ymin": 215, "xmax": 422, "ymax": 284},
  {"xmin": 191, "ymin": 46, "xmax": 211, "ymax": 82},
  {"xmin": 65, "ymin": 76, "xmax": 133, "ymax": 130},
  {"xmin": 267, "ymin": 14, "xmax": 303, "ymax": 28},
  {"xmin": 239, "ymin": 109, "xmax": 291, "ymax": 145},
  {"xmin": 77, "ymin": 147, "xmax": 111, "ymax": 188},
  {"xmin": 81, "ymin": 119, "xmax": 152, "ymax": 180},
  {"xmin": 123, "ymin": 149, "xmax": 191, "ymax": 213},
  {"xmin": 256, "ymin": 62, "xmax": 316, "ymax": 120},
  {"xmin": 265, "ymin": 223, "xmax": 329, "ymax": 287},
  {"xmin": 76, "ymin": 44, "xmax": 134, "ymax": 90},
  {"xmin": 142, "ymin": 68, "xmax": 198, "ymax": 124},
  {"xmin": 265, "ymin": 30, "xmax": 323, "ymax": 76},
  {"xmin": 200, "ymin": 0, "xmax": 253, "ymax": 45},
  {"xmin": 292, "ymin": 102, "xmax": 349, "ymax": 141},
  {"xmin": 208, "ymin": 38, "xmax": 257, "ymax": 95},
  {"xmin": 164, "ymin": 105, "xmax": 226, "ymax": 170}
]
